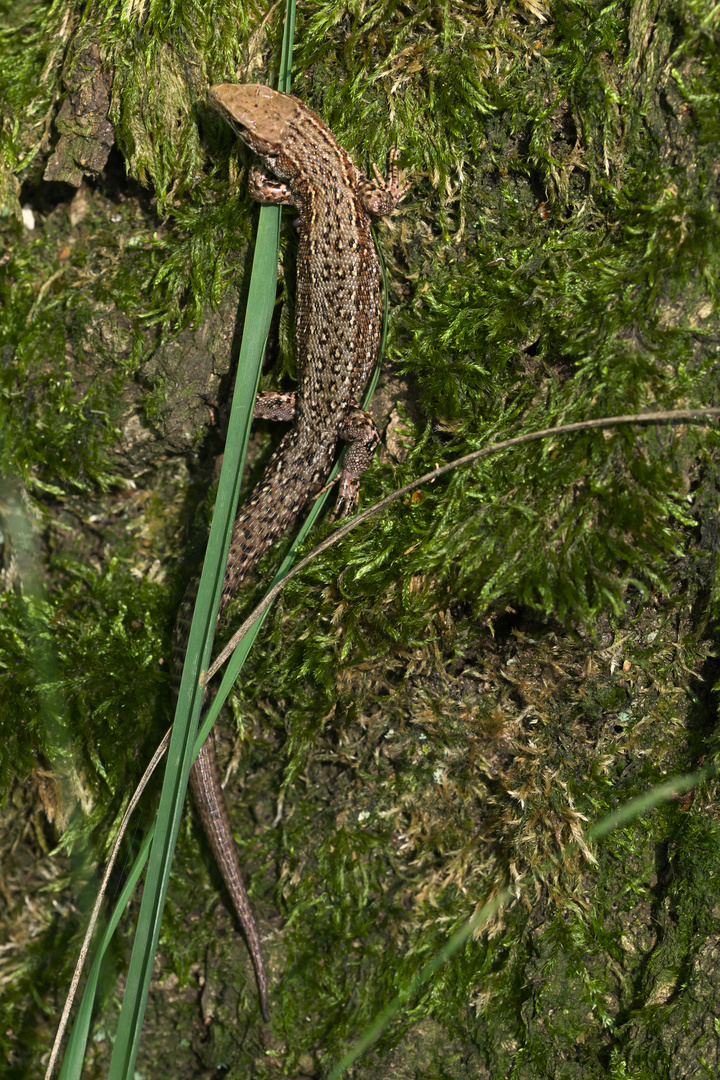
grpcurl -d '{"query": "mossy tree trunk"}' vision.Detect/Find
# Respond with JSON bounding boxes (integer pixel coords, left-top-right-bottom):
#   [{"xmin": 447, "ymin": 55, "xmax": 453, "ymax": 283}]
[{"xmin": 1, "ymin": 2, "xmax": 720, "ymax": 1078}]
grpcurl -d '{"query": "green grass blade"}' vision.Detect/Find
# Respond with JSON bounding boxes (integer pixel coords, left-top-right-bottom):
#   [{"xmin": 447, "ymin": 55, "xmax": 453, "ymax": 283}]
[
  {"xmin": 107, "ymin": 205, "xmax": 281, "ymax": 1080},
  {"xmin": 57, "ymin": 827, "xmax": 155, "ymax": 1080},
  {"xmin": 585, "ymin": 765, "xmax": 719, "ymax": 840},
  {"xmin": 103, "ymin": 6, "xmax": 297, "ymax": 1074},
  {"xmin": 277, "ymin": 0, "xmax": 295, "ymax": 92}
]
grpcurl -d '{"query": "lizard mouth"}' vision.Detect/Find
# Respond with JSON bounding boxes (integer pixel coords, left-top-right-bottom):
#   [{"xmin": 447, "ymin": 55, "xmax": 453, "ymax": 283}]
[{"xmin": 222, "ymin": 115, "xmax": 278, "ymax": 157}]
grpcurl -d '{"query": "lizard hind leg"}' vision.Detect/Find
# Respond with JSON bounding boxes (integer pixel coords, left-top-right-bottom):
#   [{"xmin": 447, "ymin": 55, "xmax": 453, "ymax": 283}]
[{"xmin": 329, "ymin": 405, "xmax": 380, "ymax": 522}]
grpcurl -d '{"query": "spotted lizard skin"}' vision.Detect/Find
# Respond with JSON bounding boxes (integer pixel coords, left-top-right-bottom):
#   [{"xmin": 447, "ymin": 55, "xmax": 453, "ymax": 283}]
[{"xmin": 171, "ymin": 84, "xmax": 407, "ymax": 1021}]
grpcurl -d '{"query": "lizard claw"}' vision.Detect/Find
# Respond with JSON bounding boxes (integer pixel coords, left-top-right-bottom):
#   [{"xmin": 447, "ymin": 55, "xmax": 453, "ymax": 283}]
[{"xmin": 328, "ymin": 476, "xmax": 361, "ymax": 522}]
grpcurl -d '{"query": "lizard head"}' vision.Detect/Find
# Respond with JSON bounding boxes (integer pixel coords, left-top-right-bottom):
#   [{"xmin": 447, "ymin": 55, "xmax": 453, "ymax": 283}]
[{"xmin": 210, "ymin": 83, "xmax": 296, "ymax": 159}]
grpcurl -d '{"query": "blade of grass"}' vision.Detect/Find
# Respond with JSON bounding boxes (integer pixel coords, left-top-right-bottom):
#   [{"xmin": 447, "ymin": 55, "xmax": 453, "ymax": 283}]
[
  {"xmin": 105, "ymin": 9, "xmax": 296, "ymax": 1077},
  {"xmin": 207, "ymin": 407, "xmax": 720, "ymax": 681},
  {"xmin": 48, "ymin": 8, "xmax": 343, "ymax": 1070},
  {"xmin": 277, "ymin": 0, "xmax": 295, "ymax": 91},
  {"xmin": 57, "ymin": 827, "xmax": 155, "ymax": 1080},
  {"xmin": 107, "ymin": 215, "xmax": 281, "ymax": 1080}
]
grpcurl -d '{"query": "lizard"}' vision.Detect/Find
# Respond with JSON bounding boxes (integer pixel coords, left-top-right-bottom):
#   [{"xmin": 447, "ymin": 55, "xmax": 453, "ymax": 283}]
[{"xmin": 171, "ymin": 83, "xmax": 408, "ymax": 1023}]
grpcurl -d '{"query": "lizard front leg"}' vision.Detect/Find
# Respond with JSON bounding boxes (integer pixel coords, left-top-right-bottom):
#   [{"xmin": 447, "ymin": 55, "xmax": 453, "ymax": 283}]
[{"xmin": 248, "ymin": 168, "xmax": 295, "ymax": 206}]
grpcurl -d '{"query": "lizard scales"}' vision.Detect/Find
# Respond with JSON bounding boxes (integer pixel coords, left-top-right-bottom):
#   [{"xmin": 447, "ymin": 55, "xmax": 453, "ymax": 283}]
[{"xmin": 171, "ymin": 83, "xmax": 406, "ymax": 1021}]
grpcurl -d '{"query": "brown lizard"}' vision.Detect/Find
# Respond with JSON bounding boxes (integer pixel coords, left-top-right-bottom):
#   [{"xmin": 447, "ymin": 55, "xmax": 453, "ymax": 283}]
[{"xmin": 171, "ymin": 83, "xmax": 407, "ymax": 1021}]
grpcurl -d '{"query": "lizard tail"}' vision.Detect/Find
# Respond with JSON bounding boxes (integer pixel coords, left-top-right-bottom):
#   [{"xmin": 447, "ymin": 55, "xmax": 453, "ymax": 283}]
[
  {"xmin": 189, "ymin": 733, "xmax": 271, "ymax": 1022},
  {"xmin": 173, "ymin": 433, "xmax": 336, "ymax": 1022}
]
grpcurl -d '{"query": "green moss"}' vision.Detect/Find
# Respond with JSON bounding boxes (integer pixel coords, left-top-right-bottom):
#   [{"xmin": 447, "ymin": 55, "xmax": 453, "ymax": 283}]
[{"xmin": 2, "ymin": 0, "xmax": 720, "ymax": 1077}]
